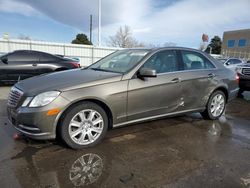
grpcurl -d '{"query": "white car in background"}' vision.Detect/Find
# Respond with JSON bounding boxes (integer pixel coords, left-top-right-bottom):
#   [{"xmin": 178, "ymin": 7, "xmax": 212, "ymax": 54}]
[{"xmin": 217, "ymin": 58, "xmax": 245, "ymax": 71}]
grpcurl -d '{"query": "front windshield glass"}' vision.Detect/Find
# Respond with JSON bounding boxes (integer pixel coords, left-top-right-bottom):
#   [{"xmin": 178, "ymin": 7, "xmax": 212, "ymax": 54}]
[{"xmin": 88, "ymin": 49, "xmax": 149, "ymax": 73}]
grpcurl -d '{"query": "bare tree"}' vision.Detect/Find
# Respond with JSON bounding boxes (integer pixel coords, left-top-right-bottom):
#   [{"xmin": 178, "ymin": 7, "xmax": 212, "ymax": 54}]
[
  {"xmin": 163, "ymin": 42, "xmax": 177, "ymax": 47},
  {"xmin": 17, "ymin": 34, "xmax": 32, "ymax": 40},
  {"xmin": 108, "ymin": 25, "xmax": 144, "ymax": 48}
]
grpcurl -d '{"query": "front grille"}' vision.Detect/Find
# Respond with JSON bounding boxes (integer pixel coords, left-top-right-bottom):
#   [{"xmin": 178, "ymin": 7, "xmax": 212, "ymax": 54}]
[
  {"xmin": 242, "ymin": 68, "xmax": 250, "ymax": 75},
  {"xmin": 8, "ymin": 87, "xmax": 23, "ymax": 107}
]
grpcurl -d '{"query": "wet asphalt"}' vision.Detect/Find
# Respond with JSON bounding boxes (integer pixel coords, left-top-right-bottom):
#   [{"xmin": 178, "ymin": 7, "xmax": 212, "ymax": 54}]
[{"xmin": 0, "ymin": 86, "xmax": 250, "ymax": 188}]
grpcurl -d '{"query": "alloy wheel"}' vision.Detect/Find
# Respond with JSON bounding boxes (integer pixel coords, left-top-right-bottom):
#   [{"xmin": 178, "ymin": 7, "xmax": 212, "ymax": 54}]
[
  {"xmin": 210, "ymin": 94, "xmax": 225, "ymax": 117},
  {"xmin": 68, "ymin": 109, "xmax": 104, "ymax": 145}
]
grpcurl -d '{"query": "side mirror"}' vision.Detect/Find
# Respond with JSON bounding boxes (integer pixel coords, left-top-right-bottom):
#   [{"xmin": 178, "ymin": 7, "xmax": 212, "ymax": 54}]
[
  {"xmin": 1, "ymin": 56, "xmax": 8, "ymax": 64},
  {"xmin": 225, "ymin": 62, "xmax": 230, "ymax": 66},
  {"xmin": 138, "ymin": 68, "xmax": 157, "ymax": 78}
]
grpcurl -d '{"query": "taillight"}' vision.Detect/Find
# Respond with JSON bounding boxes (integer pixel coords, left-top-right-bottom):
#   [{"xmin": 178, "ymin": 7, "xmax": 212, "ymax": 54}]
[
  {"xmin": 70, "ymin": 62, "xmax": 81, "ymax": 68},
  {"xmin": 235, "ymin": 73, "xmax": 239, "ymax": 84}
]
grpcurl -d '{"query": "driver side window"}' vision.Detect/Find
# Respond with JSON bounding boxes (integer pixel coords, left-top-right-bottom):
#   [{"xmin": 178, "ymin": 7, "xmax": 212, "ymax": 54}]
[{"xmin": 143, "ymin": 50, "xmax": 178, "ymax": 74}]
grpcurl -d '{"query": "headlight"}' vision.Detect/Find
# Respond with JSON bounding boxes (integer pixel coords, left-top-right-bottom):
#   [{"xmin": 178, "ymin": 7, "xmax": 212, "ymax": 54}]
[
  {"xmin": 29, "ymin": 91, "xmax": 61, "ymax": 107},
  {"xmin": 21, "ymin": 97, "xmax": 33, "ymax": 107}
]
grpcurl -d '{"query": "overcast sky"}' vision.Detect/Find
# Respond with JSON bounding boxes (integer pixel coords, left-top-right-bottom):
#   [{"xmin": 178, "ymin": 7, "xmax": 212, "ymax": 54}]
[{"xmin": 0, "ymin": 0, "xmax": 249, "ymax": 47}]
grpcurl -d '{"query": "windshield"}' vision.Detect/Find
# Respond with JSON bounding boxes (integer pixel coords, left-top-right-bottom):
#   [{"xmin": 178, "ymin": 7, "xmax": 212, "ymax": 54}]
[{"xmin": 88, "ymin": 49, "xmax": 149, "ymax": 73}]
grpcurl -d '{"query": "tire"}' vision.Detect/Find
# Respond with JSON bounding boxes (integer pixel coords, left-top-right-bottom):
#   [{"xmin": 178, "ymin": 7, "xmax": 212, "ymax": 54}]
[
  {"xmin": 59, "ymin": 102, "xmax": 108, "ymax": 149},
  {"xmin": 201, "ymin": 90, "xmax": 226, "ymax": 120}
]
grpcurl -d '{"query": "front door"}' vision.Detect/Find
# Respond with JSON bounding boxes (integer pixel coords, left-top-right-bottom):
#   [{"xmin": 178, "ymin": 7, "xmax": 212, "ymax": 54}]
[{"xmin": 127, "ymin": 50, "xmax": 184, "ymax": 121}]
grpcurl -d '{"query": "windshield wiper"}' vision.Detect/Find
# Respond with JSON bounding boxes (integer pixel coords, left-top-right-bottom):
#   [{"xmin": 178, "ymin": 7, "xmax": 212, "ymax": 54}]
[
  {"xmin": 89, "ymin": 68, "xmax": 122, "ymax": 74},
  {"xmin": 89, "ymin": 68, "xmax": 105, "ymax": 71}
]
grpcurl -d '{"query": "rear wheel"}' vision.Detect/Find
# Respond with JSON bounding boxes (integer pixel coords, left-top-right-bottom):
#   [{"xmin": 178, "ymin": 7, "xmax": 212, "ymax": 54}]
[
  {"xmin": 59, "ymin": 102, "xmax": 108, "ymax": 149},
  {"xmin": 201, "ymin": 90, "xmax": 226, "ymax": 120}
]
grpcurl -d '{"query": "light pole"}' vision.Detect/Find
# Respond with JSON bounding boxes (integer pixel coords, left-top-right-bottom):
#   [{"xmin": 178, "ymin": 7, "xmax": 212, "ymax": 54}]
[
  {"xmin": 208, "ymin": 46, "xmax": 212, "ymax": 54},
  {"xmin": 98, "ymin": 0, "xmax": 101, "ymax": 46},
  {"xmin": 89, "ymin": 14, "xmax": 92, "ymax": 43}
]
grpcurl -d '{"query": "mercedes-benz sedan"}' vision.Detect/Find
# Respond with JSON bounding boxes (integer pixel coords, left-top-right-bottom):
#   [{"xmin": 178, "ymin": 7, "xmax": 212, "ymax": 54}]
[{"xmin": 7, "ymin": 47, "xmax": 239, "ymax": 149}]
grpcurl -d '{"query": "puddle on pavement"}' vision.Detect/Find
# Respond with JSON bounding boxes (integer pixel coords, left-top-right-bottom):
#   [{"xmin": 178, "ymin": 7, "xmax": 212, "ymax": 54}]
[{"xmin": 69, "ymin": 153, "xmax": 104, "ymax": 186}]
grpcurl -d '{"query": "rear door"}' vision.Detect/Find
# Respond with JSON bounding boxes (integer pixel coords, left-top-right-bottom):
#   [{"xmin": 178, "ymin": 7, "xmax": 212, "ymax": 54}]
[
  {"xmin": 6, "ymin": 51, "xmax": 39, "ymax": 81},
  {"xmin": 127, "ymin": 50, "xmax": 184, "ymax": 121},
  {"xmin": 178, "ymin": 50, "xmax": 218, "ymax": 110},
  {"xmin": 37, "ymin": 52, "xmax": 59, "ymax": 74}
]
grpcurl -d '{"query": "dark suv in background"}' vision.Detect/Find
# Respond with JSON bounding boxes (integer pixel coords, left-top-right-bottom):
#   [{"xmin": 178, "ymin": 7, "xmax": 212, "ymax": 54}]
[
  {"xmin": 0, "ymin": 50, "xmax": 80, "ymax": 84},
  {"xmin": 236, "ymin": 63, "xmax": 250, "ymax": 95}
]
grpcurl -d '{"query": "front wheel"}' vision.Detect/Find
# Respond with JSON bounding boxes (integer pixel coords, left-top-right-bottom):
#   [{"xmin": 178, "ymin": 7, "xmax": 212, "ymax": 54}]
[
  {"xmin": 201, "ymin": 91, "xmax": 226, "ymax": 120},
  {"xmin": 59, "ymin": 102, "xmax": 108, "ymax": 149}
]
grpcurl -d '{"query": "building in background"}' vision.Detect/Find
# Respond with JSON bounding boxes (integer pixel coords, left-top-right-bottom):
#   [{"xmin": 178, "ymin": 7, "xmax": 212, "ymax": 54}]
[{"xmin": 222, "ymin": 29, "xmax": 250, "ymax": 60}]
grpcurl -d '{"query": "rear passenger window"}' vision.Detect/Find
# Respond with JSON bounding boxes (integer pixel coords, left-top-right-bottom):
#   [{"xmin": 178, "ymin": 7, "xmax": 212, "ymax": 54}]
[
  {"xmin": 39, "ymin": 53, "xmax": 57, "ymax": 61},
  {"xmin": 143, "ymin": 50, "xmax": 178, "ymax": 74},
  {"xmin": 181, "ymin": 51, "xmax": 215, "ymax": 70},
  {"xmin": 8, "ymin": 51, "xmax": 38, "ymax": 62}
]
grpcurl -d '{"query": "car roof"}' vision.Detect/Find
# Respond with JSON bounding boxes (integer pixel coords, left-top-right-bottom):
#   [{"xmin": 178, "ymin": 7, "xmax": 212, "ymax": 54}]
[
  {"xmin": 122, "ymin": 46, "xmax": 205, "ymax": 53},
  {"xmin": 12, "ymin": 50, "xmax": 51, "ymax": 54}
]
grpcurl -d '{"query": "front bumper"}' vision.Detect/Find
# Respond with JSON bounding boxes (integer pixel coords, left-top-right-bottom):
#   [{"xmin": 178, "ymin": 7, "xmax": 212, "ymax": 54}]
[{"xmin": 7, "ymin": 96, "xmax": 70, "ymax": 140}]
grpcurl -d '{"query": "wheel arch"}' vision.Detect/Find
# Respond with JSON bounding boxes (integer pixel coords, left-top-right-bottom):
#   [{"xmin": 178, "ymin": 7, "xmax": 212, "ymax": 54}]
[
  {"xmin": 55, "ymin": 98, "xmax": 114, "ymax": 138},
  {"xmin": 212, "ymin": 86, "xmax": 229, "ymax": 102}
]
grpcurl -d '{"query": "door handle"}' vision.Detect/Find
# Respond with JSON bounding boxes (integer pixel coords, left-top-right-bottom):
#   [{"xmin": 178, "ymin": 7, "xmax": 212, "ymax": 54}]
[
  {"xmin": 208, "ymin": 73, "xmax": 215, "ymax": 78},
  {"xmin": 170, "ymin": 77, "xmax": 181, "ymax": 83},
  {"xmin": 32, "ymin": 64, "xmax": 37, "ymax": 67}
]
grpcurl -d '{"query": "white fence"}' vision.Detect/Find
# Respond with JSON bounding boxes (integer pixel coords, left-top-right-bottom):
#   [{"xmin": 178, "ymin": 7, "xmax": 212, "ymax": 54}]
[
  {"xmin": 0, "ymin": 39, "xmax": 119, "ymax": 66},
  {"xmin": 221, "ymin": 49, "xmax": 250, "ymax": 61}
]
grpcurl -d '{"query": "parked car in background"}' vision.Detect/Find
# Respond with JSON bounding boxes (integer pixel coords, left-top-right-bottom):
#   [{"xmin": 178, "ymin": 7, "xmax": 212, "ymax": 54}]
[
  {"xmin": 0, "ymin": 50, "xmax": 80, "ymax": 84},
  {"xmin": 217, "ymin": 57, "xmax": 245, "ymax": 71},
  {"xmin": 54, "ymin": 54, "xmax": 80, "ymax": 63},
  {"xmin": 235, "ymin": 64, "xmax": 250, "ymax": 95},
  {"xmin": 7, "ymin": 47, "xmax": 239, "ymax": 149}
]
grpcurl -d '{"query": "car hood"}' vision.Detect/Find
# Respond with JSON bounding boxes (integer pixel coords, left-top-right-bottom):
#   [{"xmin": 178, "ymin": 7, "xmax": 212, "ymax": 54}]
[{"xmin": 15, "ymin": 69, "xmax": 122, "ymax": 96}]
